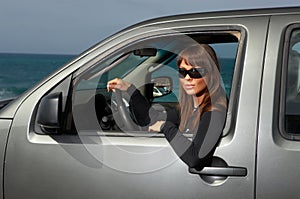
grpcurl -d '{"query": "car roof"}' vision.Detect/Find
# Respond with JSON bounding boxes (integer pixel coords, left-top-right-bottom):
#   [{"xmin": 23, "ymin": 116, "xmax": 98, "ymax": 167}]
[{"xmin": 126, "ymin": 6, "xmax": 300, "ymax": 29}]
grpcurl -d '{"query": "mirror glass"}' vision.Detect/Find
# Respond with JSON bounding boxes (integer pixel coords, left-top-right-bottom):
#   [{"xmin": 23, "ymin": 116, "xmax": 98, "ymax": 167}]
[{"xmin": 151, "ymin": 77, "xmax": 172, "ymax": 98}]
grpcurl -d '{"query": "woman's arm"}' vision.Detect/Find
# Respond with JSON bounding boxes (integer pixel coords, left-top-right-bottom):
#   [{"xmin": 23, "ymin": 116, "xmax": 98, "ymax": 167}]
[
  {"xmin": 161, "ymin": 111, "xmax": 226, "ymax": 168},
  {"xmin": 127, "ymin": 84, "xmax": 154, "ymax": 126},
  {"xmin": 107, "ymin": 78, "xmax": 161, "ymax": 126}
]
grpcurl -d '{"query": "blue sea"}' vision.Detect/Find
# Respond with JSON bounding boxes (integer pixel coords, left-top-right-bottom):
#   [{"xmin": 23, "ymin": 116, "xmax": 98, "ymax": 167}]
[
  {"xmin": 0, "ymin": 53, "xmax": 235, "ymax": 100},
  {"xmin": 0, "ymin": 53, "xmax": 75, "ymax": 100}
]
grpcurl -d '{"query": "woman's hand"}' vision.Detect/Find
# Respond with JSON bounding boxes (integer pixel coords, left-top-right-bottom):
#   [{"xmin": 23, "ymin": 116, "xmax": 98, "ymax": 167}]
[
  {"xmin": 148, "ymin": 121, "xmax": 165, "ymax": 132},
  {"xmin": 107, "ymin": 78, "xmax": 131, "ymax": 92}
]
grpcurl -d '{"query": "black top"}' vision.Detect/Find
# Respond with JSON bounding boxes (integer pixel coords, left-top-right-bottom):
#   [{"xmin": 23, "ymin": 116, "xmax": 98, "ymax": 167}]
[{"xmin": 126, "ymin": 85, "xmax": 226, "ymax": 169}]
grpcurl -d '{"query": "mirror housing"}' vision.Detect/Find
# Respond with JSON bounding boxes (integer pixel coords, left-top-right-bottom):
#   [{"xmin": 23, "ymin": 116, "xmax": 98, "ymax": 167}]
[
  {"xmin": 36, "ymin": 92, "xmax": 62, "ymax": 134},
  {"xmin": 151, "ymin": 76, "xmax": 172, "ymax": 98},
  {"xmin": 133, "ymin": 48, "xmax": 157, "ymax": 57}
]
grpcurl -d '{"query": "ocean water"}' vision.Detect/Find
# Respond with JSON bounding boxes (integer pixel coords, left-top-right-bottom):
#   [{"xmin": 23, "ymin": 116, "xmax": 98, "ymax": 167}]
[
  {"xmin": 219, "ymin": 58, "xmax": 235, "ymax": 96},
  {"xmin": 0, "ymin": 53, "xmax": 235, "ymax": 100},
  {"xmin": 0, "ymin": 53, "xmax": 75, "ymax": 100}
]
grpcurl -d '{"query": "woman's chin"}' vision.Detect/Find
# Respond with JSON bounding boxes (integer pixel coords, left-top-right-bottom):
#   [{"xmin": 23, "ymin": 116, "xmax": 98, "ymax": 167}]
[{"xmin": 184, "ymin": 89, "xmax": 196, "ymax": 96}]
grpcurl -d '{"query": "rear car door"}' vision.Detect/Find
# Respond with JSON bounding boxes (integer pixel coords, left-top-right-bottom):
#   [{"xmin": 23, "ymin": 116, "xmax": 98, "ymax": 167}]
[
  {"xmin": 3, "ymin": 14, "xmax": 269, "ymax": 199},
  {"xmin": 257, "ymin": 13, "xmax": 300, "ymax": 198}
]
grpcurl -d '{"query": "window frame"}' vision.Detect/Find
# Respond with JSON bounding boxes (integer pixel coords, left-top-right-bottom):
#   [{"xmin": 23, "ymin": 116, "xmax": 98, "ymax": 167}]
[
  {"xmin": 279, "ymin": 23, "xmax": 300, "ymax": 140},
  {"xmin": 37, "ymin": 26, "xmax": 246, "ymax": 138}
]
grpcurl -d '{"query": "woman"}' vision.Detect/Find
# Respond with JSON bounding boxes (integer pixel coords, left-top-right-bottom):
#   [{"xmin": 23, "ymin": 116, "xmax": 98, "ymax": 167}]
[{"xmin": 107, "ymin": 44, "xmax": 227, "ymax": 169}]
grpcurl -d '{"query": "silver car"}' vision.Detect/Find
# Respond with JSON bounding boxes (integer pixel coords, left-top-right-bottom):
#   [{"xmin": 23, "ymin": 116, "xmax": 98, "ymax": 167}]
[{"xmin": 1, "ymin": 7, "xmax": 300, "ymax": 199}]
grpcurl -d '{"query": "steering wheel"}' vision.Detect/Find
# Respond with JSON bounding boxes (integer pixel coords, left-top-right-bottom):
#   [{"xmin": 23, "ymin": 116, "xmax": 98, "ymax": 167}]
[{"xmin": 111, "ymin": 90, "xmax": 140, "ymax": 131}]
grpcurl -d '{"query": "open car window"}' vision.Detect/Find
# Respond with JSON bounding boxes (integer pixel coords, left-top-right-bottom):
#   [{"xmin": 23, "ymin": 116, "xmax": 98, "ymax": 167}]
[{"xmin": 37, "ymin": 30, "xmax": 242, "ymax": 136}]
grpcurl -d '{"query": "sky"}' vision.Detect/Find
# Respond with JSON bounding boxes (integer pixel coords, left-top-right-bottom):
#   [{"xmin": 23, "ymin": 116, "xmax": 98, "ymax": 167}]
[{"xmin": 1, "ymin": 0, "xmax": 300, "ymax": 55}]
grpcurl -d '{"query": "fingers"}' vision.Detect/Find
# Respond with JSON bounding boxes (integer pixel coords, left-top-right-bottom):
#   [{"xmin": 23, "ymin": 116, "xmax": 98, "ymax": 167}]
[
  {"xmin": 148, "ymin": 126, "xmax": 158, "ymax": 132},
  {"xmin": 107, "ymin": 81, "xmax": 117, "ymax": 92},
  {"xmin": 148, "ymin": 121, "xmax": 165, "ymax": 132},
  {"xmin": 107, "ymin": 78, "xmax": 131, "ymax": 92},
  {"xmin": 107, "ymin": 78, "xmax": 124, "ymax": 92},
  {"xmin": 107, "ymin": 78, "xmax": 118, "ymax": 92}
]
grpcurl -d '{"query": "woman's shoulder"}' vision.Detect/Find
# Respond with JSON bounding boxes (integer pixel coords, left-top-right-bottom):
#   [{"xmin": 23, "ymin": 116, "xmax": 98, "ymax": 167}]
[{"xmin": 201, "ymin": 110, "xmax": 227, "ymax": 121}]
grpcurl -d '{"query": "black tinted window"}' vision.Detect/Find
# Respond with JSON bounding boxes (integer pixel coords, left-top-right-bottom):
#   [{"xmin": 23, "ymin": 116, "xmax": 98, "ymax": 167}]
[{"xmin": 284, "ymin": 28, "xmax": 300, "ymax": 136}]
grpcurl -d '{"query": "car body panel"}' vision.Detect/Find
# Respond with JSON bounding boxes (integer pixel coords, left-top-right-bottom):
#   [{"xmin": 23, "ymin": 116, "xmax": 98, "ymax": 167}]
[
  {"xmin": 0, "ymin": 120, "xmax": 11, "ymax": 199},
  {"xmin": 1, "ymin": 7, "xmax": 300, "ymax": 199},
  {"xmin": 257, "ymin": 14, "xmax": 300, "ymax": 199},
  {"xmin": 3, "ymin": 14, "xmax": 269, "ymax": 199}
]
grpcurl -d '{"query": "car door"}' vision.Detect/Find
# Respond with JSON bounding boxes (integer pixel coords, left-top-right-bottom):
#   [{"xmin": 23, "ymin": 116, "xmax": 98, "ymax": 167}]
[
  {"xmin": 4, "ymin": 14, "xmax": 269, "ymax": 199},
  {"xmin": 257, "ymin": 14, "xmax": 300, "ymax": 198}
]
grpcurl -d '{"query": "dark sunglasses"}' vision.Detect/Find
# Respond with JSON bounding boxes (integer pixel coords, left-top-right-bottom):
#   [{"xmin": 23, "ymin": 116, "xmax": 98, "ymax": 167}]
[{"xmin": 178, "ymin": 68, "xmax": 208, "ymax": 79}]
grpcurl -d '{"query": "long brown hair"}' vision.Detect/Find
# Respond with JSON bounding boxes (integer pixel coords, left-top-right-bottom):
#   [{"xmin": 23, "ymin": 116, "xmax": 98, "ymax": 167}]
[{"xmin": 177, "ymin": 44, "xmax": 227, "ymax": 132}]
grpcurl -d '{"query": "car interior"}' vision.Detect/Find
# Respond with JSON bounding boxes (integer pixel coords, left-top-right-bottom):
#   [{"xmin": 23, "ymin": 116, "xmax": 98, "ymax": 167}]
[{"xmin": 35, "ymin": 31, "xmax": 241, "ymax": 136}]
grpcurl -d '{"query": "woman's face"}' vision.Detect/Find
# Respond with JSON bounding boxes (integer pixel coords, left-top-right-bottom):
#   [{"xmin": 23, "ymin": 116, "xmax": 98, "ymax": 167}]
[{"xmin": 179, "ymin": 59, "xmax": 208, "ymax": 96}]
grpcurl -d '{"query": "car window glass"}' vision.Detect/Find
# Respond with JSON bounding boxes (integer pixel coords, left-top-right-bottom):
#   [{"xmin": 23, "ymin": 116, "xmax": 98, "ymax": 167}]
[
  {"xmin": 284, "ymin": 28, "xmax": 300, "ymax": 137},
  {"xmin": 69, "ymin": 31, "xmax": 240, "ymax": 135}
]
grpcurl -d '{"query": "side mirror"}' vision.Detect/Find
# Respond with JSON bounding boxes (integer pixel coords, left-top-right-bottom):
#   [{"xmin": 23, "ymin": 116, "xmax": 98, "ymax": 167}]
[
  {"xmin": 151, "ymin": 76, "xmax": 172, "ymax": 98},
  {"xmin": 36, "ymin": 92, "xmax": 62, "ymax": 134}
]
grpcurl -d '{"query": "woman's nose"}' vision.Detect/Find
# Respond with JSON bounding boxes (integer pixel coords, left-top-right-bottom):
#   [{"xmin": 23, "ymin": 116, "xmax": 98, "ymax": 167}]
[{"xmin": 185, "ymin": 74, "xmax": 192, "ymax": 80}]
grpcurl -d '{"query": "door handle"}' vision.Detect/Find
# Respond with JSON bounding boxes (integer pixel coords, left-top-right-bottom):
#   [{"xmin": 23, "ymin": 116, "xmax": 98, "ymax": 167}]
[{"xmin": 189, "ymin": 166, "xmax": 247, "ymax": 177}]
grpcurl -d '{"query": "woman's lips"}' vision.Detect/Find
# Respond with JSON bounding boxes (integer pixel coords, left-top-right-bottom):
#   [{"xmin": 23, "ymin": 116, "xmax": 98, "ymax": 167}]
[{"xmin": 184, "ymin": 84, "xmax": 195, "ymax": 90}]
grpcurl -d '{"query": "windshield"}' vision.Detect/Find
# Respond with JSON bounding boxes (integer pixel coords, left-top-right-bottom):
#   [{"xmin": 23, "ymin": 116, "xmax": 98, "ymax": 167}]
[{"xmin": 75, "ymin": 53, "xmax": 147, "ymax": 91}]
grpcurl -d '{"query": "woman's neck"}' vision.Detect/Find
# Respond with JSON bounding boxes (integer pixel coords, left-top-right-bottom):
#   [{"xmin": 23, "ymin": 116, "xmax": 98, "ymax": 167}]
[{"xmin": 193, "ymin": 94, "xmax": 205, "ymax": 108}]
